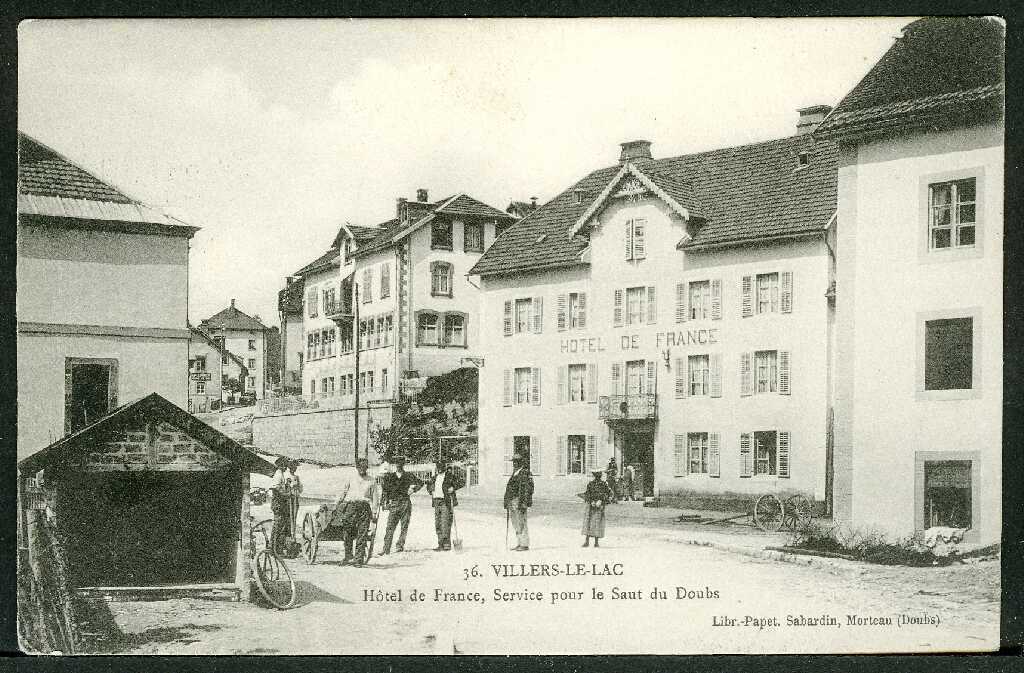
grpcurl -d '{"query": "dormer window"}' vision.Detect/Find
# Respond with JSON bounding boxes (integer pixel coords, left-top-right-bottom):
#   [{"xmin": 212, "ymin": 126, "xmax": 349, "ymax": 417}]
[
  {"xmin": 573, "ymin": 190, "xmax": 585, "ymax": 205},
  {"xmin": 797, "ymin": 151, "xmax": 810, "ymax": 169}
]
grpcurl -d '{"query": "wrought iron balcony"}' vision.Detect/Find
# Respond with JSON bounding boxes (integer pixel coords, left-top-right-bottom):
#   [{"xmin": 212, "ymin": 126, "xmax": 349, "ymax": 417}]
[{"xmin": 598, "ymin": 394, "xmax": 658, "ymax": 421}]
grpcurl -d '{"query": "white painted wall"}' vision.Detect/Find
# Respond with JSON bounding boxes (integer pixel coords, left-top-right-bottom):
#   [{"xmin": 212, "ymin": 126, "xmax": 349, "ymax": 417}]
[{"xmin": 834, "ymin": 122, "xmax": 1003, "ymax": 544}]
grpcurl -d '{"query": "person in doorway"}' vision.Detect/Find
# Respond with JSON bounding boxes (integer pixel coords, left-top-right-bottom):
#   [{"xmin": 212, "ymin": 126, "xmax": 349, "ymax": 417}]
[
  {"xmin": 333, "ymin": 458, "xmax": 380, "ymax": 566},
  {"xmin": 269, "ymin": 457, "xmax": 291, "ymax": 555},
  {"xmin": 379, "ymin": 456, "xmax": 423, "ymax": 555},
  {"xmin": 619, "ymin": 463, "xmax": 635, "ymax": 502},
  {"xmin": 426, "ymin": 459, "xmax": 464, "ymax": 551},
  {"xmin": 503, "ymin": 453, "xmax": 534, "ymax": 551},
  {"xmin": 605, "ymin": 457, "xmax": 619, "ymax": 504},
  {"xmin": 580, "ymin": 470, "xmax": 613, "ymax": 547}
]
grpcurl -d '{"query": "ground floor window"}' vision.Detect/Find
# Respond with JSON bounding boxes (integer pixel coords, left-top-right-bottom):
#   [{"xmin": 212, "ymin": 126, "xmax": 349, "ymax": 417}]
[
  {"xmin": 753, "ymin": 430, "xmax": 776, "ymax": 475},
  {"xmin": 688, "ymin": 433, "xmax": 708, "ymax": 474},
  {"xmin": 567, "ymin": 435, "xmax": 585, "ymax": 474},
  {"xmin": 923, "ymin": 460, "xmax": 972, "ymax": 529},
  {"xmin": 196, "ymin": 381, "xmax": 206, "ymax": 395}
]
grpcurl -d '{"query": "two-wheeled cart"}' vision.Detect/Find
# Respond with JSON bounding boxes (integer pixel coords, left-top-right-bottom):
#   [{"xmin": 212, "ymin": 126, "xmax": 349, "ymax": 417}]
[
  {"xmin": 300, "ymin": 500, "xmax": 380, "ymax": 565},
  {"xmin": 701, "ymin": 493, "xmax": 813, "ymax": 532}
]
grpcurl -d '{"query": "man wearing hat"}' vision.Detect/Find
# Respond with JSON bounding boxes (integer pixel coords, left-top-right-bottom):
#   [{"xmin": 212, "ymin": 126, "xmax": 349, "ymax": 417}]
[
  {"xmin": 425, "ymin": 459, "xmax": 464, "ymax": 551},
  {"xmin": 503, "ymin": 450, "xmax": 534, "ymax": 551},
  {"xmin": 269, "ymin": 456, "xmax": 291, "ymax": 555},
  {"xmin": 332, "ymin": 457, "xmax": 380, "ymax": 565},
  {"xmin": 379, "ymin": 456, "xmax": 424, "ymax": 555}
]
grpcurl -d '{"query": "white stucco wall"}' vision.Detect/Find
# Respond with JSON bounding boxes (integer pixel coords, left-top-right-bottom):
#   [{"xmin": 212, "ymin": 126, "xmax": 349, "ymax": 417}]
[{"xmin": 833, "ymin": 122, "xmax": 1003, "ymax": 544}]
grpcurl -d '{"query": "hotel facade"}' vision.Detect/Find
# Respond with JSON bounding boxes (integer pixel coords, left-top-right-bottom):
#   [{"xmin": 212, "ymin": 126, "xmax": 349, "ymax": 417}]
[
  {"xmin": 472, "ymin": 112, "xmax": 839, "ymax": 510},
  {"xmin": 819, "ymin": 17, "xmax": 1003, "ymax": 544}
]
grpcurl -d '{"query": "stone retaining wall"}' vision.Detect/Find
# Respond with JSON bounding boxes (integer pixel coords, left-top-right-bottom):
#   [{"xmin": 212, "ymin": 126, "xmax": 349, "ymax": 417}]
[{"xmin": 252, "ymin": 403, "xmax": 392, "ymax": 465}]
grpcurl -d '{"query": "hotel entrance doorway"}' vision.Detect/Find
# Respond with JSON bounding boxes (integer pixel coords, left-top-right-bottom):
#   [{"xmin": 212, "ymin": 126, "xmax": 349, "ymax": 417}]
[{"xmin": 619, "ymin": 430, "xmax": 655, "ymax": 498}]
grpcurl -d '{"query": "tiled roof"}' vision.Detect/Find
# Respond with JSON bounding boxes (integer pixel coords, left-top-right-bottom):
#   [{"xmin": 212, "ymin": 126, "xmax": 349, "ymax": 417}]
[
  {"xmin": 436, "ymin": 194, "xmax": 513, "ymax": 219},
  {"xmin": 471, "ymin": 134, "xmax": 837, "ymax": 277},
  {"xmin": 17, "ymin": 132, "xmax": 198, "ymax": 236},
  {"xmin": 293, "ymin": 248, "xmax": 340, "ymax": 277},
  {"xmin": 350, "ymin": 224, "xmax": 383, "ymax": 243},
  {"xmin": 816, "ymin": 17, "xmax": 1004, "ymax": 138},
  {"xmin": 506, "ymin": 200, "xmax": 538, "ymax": 219},
  {"xmin": 202, "ymin": 304, "xmax": 267, "ymax": 331},
  {"xmin": 190, "ymin": 326, "xmax": 247, "ymax": 369}
]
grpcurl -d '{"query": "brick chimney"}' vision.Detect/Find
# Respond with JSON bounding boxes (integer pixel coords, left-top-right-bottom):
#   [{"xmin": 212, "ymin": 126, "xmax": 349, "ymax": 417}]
[
  {"xmin": 396, "ymin": 197, "xmax": 408, "ymax": 221},
  {"xmin": 619, "ymin": 140, "xmax": 653, "ymax": 164},
  {"xmin": 796, "ymin": 105, "xmax": 833, "ymax": 135},
  {"xmin": 230, "ymin": 298, "xmax": 236, "ymax": 309},
  {"xmin": 416, "ymin": 188, "xmax": 429, "ymax": 203},
  {"xmin": 530, "ymin": 197, "xmax": 538, "ymax": 210}
]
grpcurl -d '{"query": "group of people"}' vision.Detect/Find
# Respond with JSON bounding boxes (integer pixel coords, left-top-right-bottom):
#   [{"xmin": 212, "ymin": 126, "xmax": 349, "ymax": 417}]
[{"xmin": 269, "ymin": 451, "xmax": 637, "ymax": 564}]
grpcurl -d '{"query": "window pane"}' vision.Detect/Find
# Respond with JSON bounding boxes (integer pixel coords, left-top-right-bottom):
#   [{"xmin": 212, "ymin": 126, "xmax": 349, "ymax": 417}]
[
  {"xmin": 958, "ymin": 226, "xmax": 976, "ymax": 247},
  {"xmin": 932, "ymin": 206, "xmax": 951, "ymax": 226},
  {"xmin": 958, "ymin": 203, "xmax": 976, "ymax": 224},
  {"xmin": 955, "ymin": 178, "xmax": 976, "ymax": 202},
  {"xmin": 924, "ymin": 317, "xmax": 973, "ymax": 390},
  {"xmin": 932, "ymin": 228, "xmax": 951, "ymax": 249},
  {"xmin": 931, "ymin": 183, "xmax": 952, "ymax": 206}
]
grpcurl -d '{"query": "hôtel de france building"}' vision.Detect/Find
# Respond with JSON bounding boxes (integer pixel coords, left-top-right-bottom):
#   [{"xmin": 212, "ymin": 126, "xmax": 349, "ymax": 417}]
[{"xmin": 471, "ymin": 108, "xmax": 840, "ymax": 513}]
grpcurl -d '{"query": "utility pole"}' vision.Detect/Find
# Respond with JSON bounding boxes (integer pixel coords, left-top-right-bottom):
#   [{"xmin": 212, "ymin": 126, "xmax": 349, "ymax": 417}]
[{"xmin": 353, "ymin": 283, "xmax": 361, "ymax": 461}]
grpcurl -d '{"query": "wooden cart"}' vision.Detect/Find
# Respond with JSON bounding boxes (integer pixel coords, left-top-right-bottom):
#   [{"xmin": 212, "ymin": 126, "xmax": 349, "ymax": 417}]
[
  {"xmin": 702, "ymin": 493, "xmax": 814, "ymax": 532},
  {"xmin": 300, "ymin": 500, "xmax": 381, "ymax": 565}
]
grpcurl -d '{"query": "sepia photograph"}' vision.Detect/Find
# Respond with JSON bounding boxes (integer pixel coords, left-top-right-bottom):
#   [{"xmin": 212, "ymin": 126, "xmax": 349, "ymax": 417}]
[{"xmin": 14, "ymin": 16, "xmax": 1004, "ymax": 655}]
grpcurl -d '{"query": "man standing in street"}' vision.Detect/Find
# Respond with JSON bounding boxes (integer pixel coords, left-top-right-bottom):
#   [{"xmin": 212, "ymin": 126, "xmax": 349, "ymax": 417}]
[
  {"xmin": 425, "ymin": 459, "xmax": 464, "ymax": 551},
  {"xmin": 503, "ymin": 452, "xmax": 534, "ymax": 551},
  {"xmin": 379, "ymin": 456, "xmax": 423, "ymax": 555},
  {"xmin": 269, "ymin": 457, "xmax": 291, "ymax": 555},
  {"xmin": 332, "ymin": 457, "xmax": 379, "ymax": 566}
]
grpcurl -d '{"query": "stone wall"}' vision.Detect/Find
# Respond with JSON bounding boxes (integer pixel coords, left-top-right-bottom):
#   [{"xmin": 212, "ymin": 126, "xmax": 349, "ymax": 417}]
[
  {"xmin": 84, "ymin": 421, "xmax": 229, "ymax": 471},
  {"xmin": 252, "ymin": 403, "xmax": 393, "ymax": 465}
]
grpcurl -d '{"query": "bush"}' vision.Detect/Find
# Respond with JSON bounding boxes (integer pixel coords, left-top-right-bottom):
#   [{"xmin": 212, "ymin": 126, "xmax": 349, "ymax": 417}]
[{"xmin": 789, "ymin": 522, "xmax": 953, "ymax": 567}]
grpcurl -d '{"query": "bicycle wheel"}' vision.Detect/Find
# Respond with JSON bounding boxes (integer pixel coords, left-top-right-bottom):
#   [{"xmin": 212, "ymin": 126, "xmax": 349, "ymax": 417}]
[
  {"xmin": 252, "ymin": 549, "xmax": 296, "ymax": 609},
  {"xmin": 251, "ymin": 518, "xmax": 274, "ymax": 551}
]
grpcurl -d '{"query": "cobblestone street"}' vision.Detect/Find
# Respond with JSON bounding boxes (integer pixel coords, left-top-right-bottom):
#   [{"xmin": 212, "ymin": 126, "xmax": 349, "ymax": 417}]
[{"xmin": 95, "ymin": 492, "xmax": 1000, "ymax": 655}]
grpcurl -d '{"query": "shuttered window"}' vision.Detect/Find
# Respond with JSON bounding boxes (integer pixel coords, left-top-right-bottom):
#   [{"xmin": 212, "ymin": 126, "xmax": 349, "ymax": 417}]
[
  {"xmin": 626, "ymin": 287, "xmax": 645, "ymax": 325},
  {"xmin": 530, "ymin": 437, "xmax": 541, "ymax": 476},
  {"xmin": 611, "ymin": 363, "xmax": 622, "ymax": 396},
  {"xmin": 513, "ymin": 367, "xmax": 531, "ymax": 405},
  {"xmin": 531, "ymin": 297, "xmax": 544, "ymax": 333},
  {"xmin": 688, "ymin": 354, "xmax": 709, "ymax": 396},
  {"xmin": 756, "ymin": 273, "xmax": 778, "ymax": 314},
  {"xmin": 708, "ymin": 433, "xmax": 721, "ymax": 477},
  {"xmin": 709, "ymin": 353, "xmax": 723, "ymax": 398},
  {"xmin": 559, "ymin": 292, "xmax": 586, "ymax": 330},
  {"xmin": 380, "ymin": 263, "xmax": 391, "ymax": 298},
  {"xmin": 363, "ymin": 268, "xmax": 373, "ymax": 302},
  {"xmin": 673, "ymin": 434, "xmax": 687, "ymax": 476},
  {"xmin": 503, "ymin": 437, "xmax": 513, "ymax": 475},
  {"xmin": 689, "ymin": 281, "xmax": 710, "ymax": 320},
  {"xmin": 739, "ymin": 433, "xmax": 753, "ymax": 477},
  {"xmin": 674, "ymin": 358, "xmax": 686, "ymax": 399},
  {"xmin": 675, "ymin": 282, "xmax": 687, "ymax": 323},
  {"xmin": 780, "ymin": 272, "xmax": 793, "ymax": 313},
  {"xmin": 754, "ymin": 430, "xmax": 777, "ymax": 476},
  {"xmin": 613, "ymin": 289, "xmax": 624, "ymax": 327},
  {"xmin": 741, "ymin": 275, "xmax": 753, "ymax": 317},
  {"xmin": 514, "ymin": 298, "xmax": 531, "ymax": 334},
  {"xmin": 503, "ymin": 369, "xmax": 512, "ymax": 407},
  {"xmin": 585, "ymin": 435, "xmax": 596, "ymax": 473},
  {"xmin": 531, "ymin": 367, "xmax": 542, "ymax": 405},
  {"xmin": 503, "ymin": 300, "xmax": 513, "ymax": 337},
  {"xmin": 307, "ymin": 287, "xmax": 319, "ymax": 317},
  {"xmin": 625, "ymin": 218, "xmax": 647, "ymax": 260},
  {"xmin": 710, "ymin": 279, "xmax": 722, "ymax": 320},
  {"xmin": 688, "ymin": 433, "xmax": 709, "ymax": 474},
  {"xmin": 778, "ymin": 431, "xmax": 791, "ymax": 478},
  {"xmin": 778, "ymin": 351, "xmax": 791, "ymax": 395},
  {"xmin": 740, "ymin": 352, "xmax": 753, "ymax": 397},
  {"xmin": 755, "ymin": 350, "xmax": 778, "ymax": 394},
  {"xmin": 587, "ymin": 364, "xmax": 598, "ymax": 403}
]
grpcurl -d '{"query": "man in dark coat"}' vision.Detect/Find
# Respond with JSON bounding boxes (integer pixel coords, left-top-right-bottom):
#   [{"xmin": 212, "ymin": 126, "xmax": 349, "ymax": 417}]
[
  {"xmin": 379, "ymin": 456, "xmax": 423, "ymax": 555},
  {"xmin": 425, "ymin": 460, "xmax": 464, "ymax": 551},
  {"xmin": 504, "ymin": 453, "xmax": 534, "ymax": 551},
  {"xmin": 269, "ymin": 457, "xmax": 291, "ymax": 555}
]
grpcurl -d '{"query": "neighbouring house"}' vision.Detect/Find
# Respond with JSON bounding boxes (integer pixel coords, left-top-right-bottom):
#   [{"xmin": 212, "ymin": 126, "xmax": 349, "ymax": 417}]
[
  {"xmin": 817, "ymin": 17, "xmax": 1004, "ymax": 545},
  {"xmin": 470, "ymin": 112, "xmax": 839, "ymax": 508},
  {"xmin": 16, "ymin": 132, "xmax": 198, "ymax": 459},
  {"xmin": 200, "ymin": 299, "xmax": 268, "ymax": 400},
  {"xmin": 277, "ymin": 275, "xmax": 306, "ymax": 394},
  {"xmin": 188, "ymin": 326, "xmax": 247, "ymax": 413},
  {"xmin": 18, "ymin": 393, "xmax": 274, "ymax": 600}
]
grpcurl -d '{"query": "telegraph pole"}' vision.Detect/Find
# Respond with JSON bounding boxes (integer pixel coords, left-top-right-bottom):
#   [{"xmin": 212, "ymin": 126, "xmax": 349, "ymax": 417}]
[{"xmin": 353, "ymin": 283, "xmax": 361, "ymax": 461}]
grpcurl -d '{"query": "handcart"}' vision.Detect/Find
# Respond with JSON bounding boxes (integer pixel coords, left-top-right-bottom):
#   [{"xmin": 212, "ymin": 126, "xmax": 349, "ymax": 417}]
[
  {"xmin": 701, "ymin": 493, "xmax": 813, "ymax": 532},
  {"xmin": 300, "ymin": 499, "xmax": 381, "ymax": 565}
]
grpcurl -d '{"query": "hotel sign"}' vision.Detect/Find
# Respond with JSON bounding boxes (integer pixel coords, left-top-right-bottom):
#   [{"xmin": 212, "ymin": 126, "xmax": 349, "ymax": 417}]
[
  {"xmin": 560, "ymin": 328, "xmax": 720, "ymax": 354},
  {"xmin": 190, "ymin": 372, "xmax": 212, "ymax": 381}
]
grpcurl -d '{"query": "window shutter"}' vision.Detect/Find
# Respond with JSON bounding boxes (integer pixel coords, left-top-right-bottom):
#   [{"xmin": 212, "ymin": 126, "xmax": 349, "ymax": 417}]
[
  {"xmin": 613, "ymin": 289, "xmax": 624, "ymax": 327},
  {"xmin": 557, "ymin": 294, "xmax": 567, "ymax": 331},
  {"xmin": 578, "ymin": 292, "xmax": 587, "ymax": 329},
  {"xmin": 709, "ymin": 433, "xmax": 721, "ymax": 477},
  {"xmin": 585, "ymin": 435, "xmax": 596, "ymax": 472},
  {"xmin": 530, "ymin": 437, "xmax": 541, "ymax": 476},
  {"xmin": 778, "ymin": 431, "xmax": 790, "ymax": 478},
  {"xmin": 625, "ymin": 222, "xmax": 633, "ymax": 260},
  {"xmin": 531, "ymin": 367, "xmax": 541, "ymax": 405},
  {"xmin": 780, "ymin": 271, "xmax": 793, "ymax": 314},
  {"xmin": 646, "ymin": 286, "xmax": 657, "ymax": 324},
  {"xmin": 646, "ymin": 360, "xmax": 657, "ymax": 397},
  {"xmin": 741, "ymin": 275, "xmax": 752, "ymax": 317},
  {"xmin": 633, "ymin": 221, "xmax": 646, "ymax": 260},
  {"xmin": 711, "ymin": 279, "xmax": 722, "ymax": 320},
  {"xmin": 740, "ymin": 352, "xmax": 753, "ymax": 397},
  {"xmin": 503, "ymin": 437, "xmax": 513, "ymax": 475},
  {"xmin": 364, "ymin": 268, "xmax": 373, "ymax": 301},
  {"xmin": 673, "ymin": 434, "xmax": 686, "ymax": 476},
  {"xmin": 532, "ymin": 296, "xmax": 544, "ymax": 333},
  {"xmin": 739, "ymin": 433, "xmax": 753, "ymax": 477},
  {"xmin": 611, "ymin": 363, "xmax": 622, "ymax": 396},
  {"xmin": 503, "ymin": 369, "xmax": 512, "ymax": 407},
  {"xmin": 381, "ymin": 263, "xmax": 390, "ymax": 298},
  {"xmin": 587, "ymin": 364, "xmax": 598, "ymax": 403},
  {"xmin": 557, "ymin": 366, "xmax": 567, "ymax": 405},
  {"xmin": 503, "ymin": 300, "xmax": 512, "ymax": 337},
  {"xmin": 778, "ymin": 350, "xmax": 791, "ymax": 395},
  {"xmin": 675, "ymin": 282, "xmax": 687, "ymax": 323},
  {"xmin": 557, "ymin": 436, "xmax": 567, "ymax": 475},
  {"xmin": 710, "ymin": 353, "xmax": 723, "ymax": 398},
  {"xmin": 674, "ymin": 358, "xmax": 686, "ymax": 399},
  {"xmin": 447, "ymin": 264, "xmax": 454, "ymax": 297}
]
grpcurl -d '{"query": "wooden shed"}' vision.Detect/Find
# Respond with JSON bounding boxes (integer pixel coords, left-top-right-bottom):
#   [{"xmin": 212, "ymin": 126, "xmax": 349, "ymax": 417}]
[{"xmin": 18, "ymin": 393, "xmax": 275, "ymax": 601}]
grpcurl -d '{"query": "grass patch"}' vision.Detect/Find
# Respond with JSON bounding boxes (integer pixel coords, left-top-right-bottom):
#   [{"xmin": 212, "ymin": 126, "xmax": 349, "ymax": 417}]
[{"xmin": 787, "ymin": 522, "xmax": 955, "ymax": 567}]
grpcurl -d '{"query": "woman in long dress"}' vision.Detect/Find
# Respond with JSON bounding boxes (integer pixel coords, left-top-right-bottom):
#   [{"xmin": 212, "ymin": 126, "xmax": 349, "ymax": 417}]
[{"xmin": 580, "ymin": 470, "xmax": 613, "ymax": 547}]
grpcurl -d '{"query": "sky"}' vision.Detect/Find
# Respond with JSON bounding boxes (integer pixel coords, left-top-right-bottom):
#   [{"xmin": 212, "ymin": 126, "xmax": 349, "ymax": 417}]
[{"xmin": 18, "ymin": 18, "xmax": 911, "ymax": 326}]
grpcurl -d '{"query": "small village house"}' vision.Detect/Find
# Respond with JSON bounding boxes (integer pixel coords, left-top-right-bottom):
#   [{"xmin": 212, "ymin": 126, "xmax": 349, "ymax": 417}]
[
  {"xmin": 188, "ymin": 326, "xmax": 248, "ymax": 412},
  {"xmin": 200, "ymin": 299, "xmax": 269, "ymax": 400}
]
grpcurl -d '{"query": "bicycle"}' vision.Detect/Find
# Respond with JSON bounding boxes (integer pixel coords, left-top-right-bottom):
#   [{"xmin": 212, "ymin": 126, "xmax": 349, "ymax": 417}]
[{"xmin": 248, "ymin": 517, "xmax": 296, "ymax": 609}]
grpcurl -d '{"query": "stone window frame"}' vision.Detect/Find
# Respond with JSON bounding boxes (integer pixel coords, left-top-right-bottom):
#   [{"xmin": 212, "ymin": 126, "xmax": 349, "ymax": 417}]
[
  {"xmin": 918, "ymin": 166, "xmax": 985, "ymax": 264},
  {"xmin": 914, "ymin": 450, "xmax": 982, "ymax": 544},
  {"xmin": 915, "ymin": 307, "xmax": 983, "ymax": 401},
  {"xmin": 64, "ymin": 357, "xmax": 119, "ymax": 435}
]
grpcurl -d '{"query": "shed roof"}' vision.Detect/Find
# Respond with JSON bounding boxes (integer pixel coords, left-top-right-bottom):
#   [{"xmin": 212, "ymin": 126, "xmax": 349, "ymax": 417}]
[
  {"xmin": 815, "ymin": 17, "xmax": 1004, "ymax": 139},
  {"xmin": 17, "ymin": 132, "xmax": 199, "ymax": 237},
  {"xmin": 471, "ymin": 133, "xmax": 837, "ymax": 277},
  {"xmin": 18, "ymin": 393, "xmax": 275, "ymax": 476}
]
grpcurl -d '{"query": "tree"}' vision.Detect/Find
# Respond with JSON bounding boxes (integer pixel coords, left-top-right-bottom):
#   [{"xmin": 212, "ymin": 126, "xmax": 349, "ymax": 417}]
[{"xmin": 223, "ymin": 376, "xmax": 242, "ymax": 403}]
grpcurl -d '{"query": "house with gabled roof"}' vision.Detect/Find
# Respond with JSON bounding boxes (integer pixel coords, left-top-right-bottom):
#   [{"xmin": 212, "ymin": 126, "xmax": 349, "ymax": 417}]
[
  {"xmin": 200, "ymin": 299, "xmax": 268, "ymax": 400},
  {"xmin": 817, "ymin": 16, "xmax": 1003, "ymax": 545},
  {"xmin": 17, "ymin": 132, "xmax": 198, "ymax": 460},
  {"xmin": 188, "ymin": 326, "xmax": 248, "ymax": 412},
  {"xmin": 470, "ymin": 111, "xmax": 840, "ymax": 507}
]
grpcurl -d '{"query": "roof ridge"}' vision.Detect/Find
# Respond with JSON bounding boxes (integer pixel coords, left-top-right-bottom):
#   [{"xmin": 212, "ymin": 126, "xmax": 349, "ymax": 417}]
[{"xmin": 20, "ymin": 131, "xmax": 144, "ymax": 206}]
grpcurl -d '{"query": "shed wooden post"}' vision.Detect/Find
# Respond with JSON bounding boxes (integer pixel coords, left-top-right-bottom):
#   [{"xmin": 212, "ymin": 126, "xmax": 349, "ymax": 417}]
[{"xmin": 236, "ymin": 471, "xmax": 252, "ymax": 602}]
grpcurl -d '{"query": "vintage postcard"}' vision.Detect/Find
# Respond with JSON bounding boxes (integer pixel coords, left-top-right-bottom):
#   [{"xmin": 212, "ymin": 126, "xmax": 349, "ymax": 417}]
[{"xmin": 15, "ymin": 17, "xmax": 1003, "ymax": 655}]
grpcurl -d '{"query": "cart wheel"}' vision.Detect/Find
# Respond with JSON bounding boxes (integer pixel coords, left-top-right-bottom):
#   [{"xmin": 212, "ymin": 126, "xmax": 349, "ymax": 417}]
[
  {"xmin": 302, "ymin": 513, "xmax": 320, "ymax": 565},
  {"xmin": 753, "ymin": 494, "xmax": 784, "ymax": 532},
  {"xmin": 252, "ymin": 549, "xmax": 296, "ymax": 609},
  {"xmin": 783, "ymin": 495, "xmax": 813, "ymax": 530}
]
